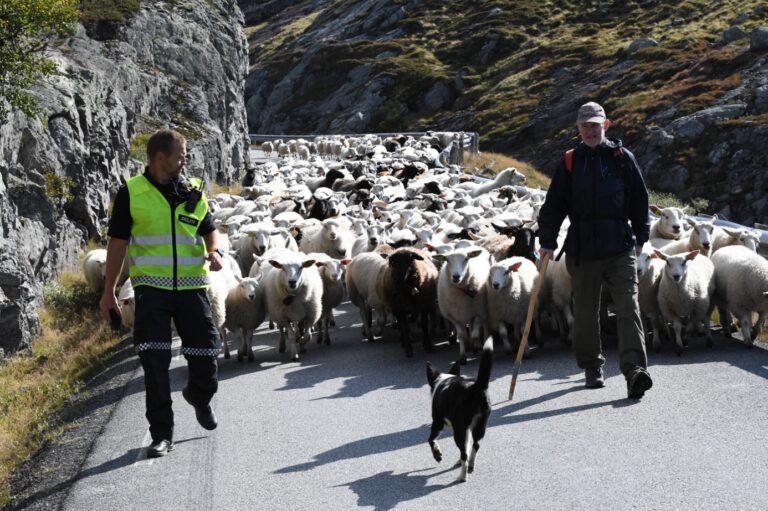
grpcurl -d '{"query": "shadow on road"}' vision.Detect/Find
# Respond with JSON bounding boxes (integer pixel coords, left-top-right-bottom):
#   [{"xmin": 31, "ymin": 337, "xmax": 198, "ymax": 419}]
[
  {"xmin": 5, "ymin": 448, "xmax": 141, "ymax": 511},
  {"xmin": 336, "ymin": 467, "xmax": 457, "ymax": 511}
]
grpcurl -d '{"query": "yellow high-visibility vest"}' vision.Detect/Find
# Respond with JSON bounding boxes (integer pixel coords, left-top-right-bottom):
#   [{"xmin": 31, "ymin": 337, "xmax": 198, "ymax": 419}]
[{"xmin": 126, "ymin": 175, "xmax": 209, "ymax": 290}]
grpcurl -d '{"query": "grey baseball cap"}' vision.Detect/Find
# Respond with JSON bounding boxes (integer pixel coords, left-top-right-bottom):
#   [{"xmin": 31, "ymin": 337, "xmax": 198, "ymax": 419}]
[{"xmin": 577, "ymin": 102, "xmax": 606, "ymax": 124}]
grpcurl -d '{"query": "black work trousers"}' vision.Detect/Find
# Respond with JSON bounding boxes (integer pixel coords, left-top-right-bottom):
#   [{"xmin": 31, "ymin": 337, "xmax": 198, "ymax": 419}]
[{"xmin": 133, "ymin": 286, "xmax": 220, "ymax": 442}]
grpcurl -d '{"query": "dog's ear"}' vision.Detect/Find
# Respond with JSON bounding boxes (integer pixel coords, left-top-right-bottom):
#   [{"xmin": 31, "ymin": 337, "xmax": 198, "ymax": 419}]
[
  {"xmin": 426, "ymin": 362, "xmax": 440, "ymax": 386},
  {"xmin": 448, "ymin": 360, "xmax": 460, "ymax": 377}
]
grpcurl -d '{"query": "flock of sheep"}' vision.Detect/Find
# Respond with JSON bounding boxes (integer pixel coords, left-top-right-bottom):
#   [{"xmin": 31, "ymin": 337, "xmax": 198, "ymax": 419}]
[{"xmin": 82, "ymin": 132, "xmax": 768, "ymax": 366}]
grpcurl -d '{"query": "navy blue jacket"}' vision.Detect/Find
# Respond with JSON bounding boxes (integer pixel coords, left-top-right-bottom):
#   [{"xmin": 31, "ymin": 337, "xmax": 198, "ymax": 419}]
[{"xmin": 538, "ymin": 138, "xmax": 650, "ymax": 261}]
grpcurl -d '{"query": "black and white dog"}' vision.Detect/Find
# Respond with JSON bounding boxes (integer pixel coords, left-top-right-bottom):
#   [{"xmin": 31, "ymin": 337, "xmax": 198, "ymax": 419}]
[{"xmin": 426, "ymin": 338, "xmax": 492, "ymax": 482}]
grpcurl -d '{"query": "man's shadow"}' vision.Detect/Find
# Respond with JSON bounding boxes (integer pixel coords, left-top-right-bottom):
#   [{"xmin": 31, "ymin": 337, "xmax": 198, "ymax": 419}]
[{"xmin": 5, "ymin": 437, "xmax": 206, "ymax": 511}]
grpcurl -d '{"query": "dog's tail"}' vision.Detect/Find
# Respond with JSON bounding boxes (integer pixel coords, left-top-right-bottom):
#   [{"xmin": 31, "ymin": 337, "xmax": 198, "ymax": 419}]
[{"xmin": 473, "ymin": 337, "xmax": 493, "ymax": 392}]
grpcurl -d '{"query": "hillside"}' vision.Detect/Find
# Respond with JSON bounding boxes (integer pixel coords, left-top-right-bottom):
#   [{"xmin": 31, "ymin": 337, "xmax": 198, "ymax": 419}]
[{"xmin": 241, "ymin": 0, "xmax": 768, "ymax": 225}]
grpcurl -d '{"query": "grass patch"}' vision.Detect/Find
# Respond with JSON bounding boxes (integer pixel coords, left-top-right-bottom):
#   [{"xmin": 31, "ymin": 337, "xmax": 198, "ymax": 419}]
[
  {"xmin": 0, "ymin": 271, "xmax": 121, "ymax": 507},
  {"xmin": 648, "ymin": 191, "xmax": 711, "ymax": 215},
  {"xmin": 78, "ymin": 0, "xmax": 141, "ymax": 23},
  {"xmin": 209, "ymin": 181, "xmax": 243, "ymax": 197},
  {"xmin": 464, "ymin": 151, "xmax": 550, "ymax": 190},
  {"xmin": 129, "ymin": 132, "xmax": 152, "ymax": 164}
]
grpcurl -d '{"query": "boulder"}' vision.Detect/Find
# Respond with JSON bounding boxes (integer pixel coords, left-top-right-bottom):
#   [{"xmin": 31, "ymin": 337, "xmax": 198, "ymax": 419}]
[
  {"xmin": 751, "ymin": 27, "xmax": 768, "ymax": 51},
  {"xmin": 668, "ymin": 104, "xmax": 747, "ymax": 138},
  {"xmin": 627, "ymin": 38, "xmax": 658, "ymax": 55},
  {"xmin": 723, "ymin": 26, "xmax": 747, "ymax": 44}
]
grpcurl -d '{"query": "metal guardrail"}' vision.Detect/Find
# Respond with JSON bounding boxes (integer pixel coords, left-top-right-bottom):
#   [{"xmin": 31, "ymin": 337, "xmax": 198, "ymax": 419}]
[{"xmin": 249, "ymin": 132, "xmax": 480, "ymax": 164}]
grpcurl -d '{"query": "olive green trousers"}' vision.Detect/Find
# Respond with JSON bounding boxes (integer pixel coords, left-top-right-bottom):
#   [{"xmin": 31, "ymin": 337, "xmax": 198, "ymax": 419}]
[{"xmin": 565, "ymin": 251, "xmax": 648, "ymax": 378}]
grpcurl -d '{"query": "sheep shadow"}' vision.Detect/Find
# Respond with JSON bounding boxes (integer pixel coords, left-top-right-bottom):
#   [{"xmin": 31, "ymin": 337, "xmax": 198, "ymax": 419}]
[{"xmin": 645, "ymin": 330, "xmax": 768, "ymax": 380}]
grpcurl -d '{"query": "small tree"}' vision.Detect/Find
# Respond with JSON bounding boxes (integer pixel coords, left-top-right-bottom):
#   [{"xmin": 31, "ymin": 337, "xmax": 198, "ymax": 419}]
[{"xmin": 0, "ymin": 0, "xmax": 79, "ymax": 123}]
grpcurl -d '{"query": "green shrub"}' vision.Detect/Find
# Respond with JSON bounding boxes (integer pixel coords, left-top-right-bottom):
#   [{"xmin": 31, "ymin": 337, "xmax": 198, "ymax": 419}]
[
  {"xmin": 43, "ymin": 170, "xmax": 76, "ymax": 205},
  {"xmin": 78, "ymin": 0, "xmax": 141, "ymax": 23},
  {"xmin": 130, "ymin": 132, "xmax": 152, "ymax": 163},
  {"xmin": 42, "ymin": 274, "xmax": 100, "ymax": 330}
]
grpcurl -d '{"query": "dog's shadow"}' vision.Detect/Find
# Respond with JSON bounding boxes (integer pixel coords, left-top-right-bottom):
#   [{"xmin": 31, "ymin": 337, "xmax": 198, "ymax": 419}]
[{"xmin": 336, "ymin": 467, "xmax": 457, "ymax": 511}]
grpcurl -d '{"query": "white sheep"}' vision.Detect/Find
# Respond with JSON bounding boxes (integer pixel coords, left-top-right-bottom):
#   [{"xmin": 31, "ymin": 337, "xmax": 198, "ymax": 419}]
[
  {"xmin": 486, "ymin": 256, "xmax": 538, "ymax": 354},
  {"xmin": 352, "ymin": 223, "xmax": 387, "ymax": 256},
  {"xmin": 261, "ymin": 141, "xmax": 274, "ymax": 158},
  {"xmin": 83, "ymin": 248, "xmax": 108, "ymax": 293},
  {"xmin": 307, "ymin": 252, "xmax": 351, "ymax": 345},
  {"xmin": 223, "ymin": 275, "xmax": 266, "ymax": 362},
  {"xmin": 655, "ymin": 249, "xmax": 715, "ymax": 355},
  {"xmin": 649, "ymin": 205, "xmax": 686, "ymax": 240},
  {"xmin": 455, "ymin": 168, "xmax": 526, "ymax": 198},
  {"xmin": 345, "ymin": 251, "xmax": 390, "ymax": 342},
  {"xmin": 206, "ymin": 269, "xmax": 231, "ymax": 352},
  {"xmin": 435, "ymin": 247, "xmax": 491, "ymax": 364},
  {"xmin": 636, "ymin": 248, "xmax": 666, "ymax": 351},
  {"xmin": 299, "ymin": 218, "xmax": 354, "ymax": 259},
  {"xmin": 117, "ymin": 278, "xmax": 135, "ymax": 330},
  {"xmin": 539, "ymin": 255, "xmax": 573, "ymax": 346},
  {"xmin": 263, "ymin": 252, "xmax": 323, "ymax": 361},
  {"xmin": 711, "ymin": 226, "xmax": 761, "ymax": 253},
  {"xmin": 710, "ymin": 245, "xmax": 768, "ymax": 346},
  {"xmin": 650, "ymin": 217, "xmax": 715, "ymax": 256}
]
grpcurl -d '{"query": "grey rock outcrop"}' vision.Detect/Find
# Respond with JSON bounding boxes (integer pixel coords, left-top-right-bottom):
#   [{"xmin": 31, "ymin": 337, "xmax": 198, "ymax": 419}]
[
  {"xmin": 667, "ymin": 104, "xmax": 747, "ymax": 138},
  {"xmin": 0, "ymin": 0, "xmax": 250, "ymax": 355},
  {"xmin": 751, "ymin": 27, "xmax": 768, "ymax": 51}
]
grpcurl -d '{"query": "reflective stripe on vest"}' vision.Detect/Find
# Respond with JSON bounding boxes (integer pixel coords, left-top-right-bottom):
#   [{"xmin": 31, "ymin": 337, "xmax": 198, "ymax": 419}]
[{"xmin": 126, "ymin": 175, "xmax": 209, "ymax": 290}]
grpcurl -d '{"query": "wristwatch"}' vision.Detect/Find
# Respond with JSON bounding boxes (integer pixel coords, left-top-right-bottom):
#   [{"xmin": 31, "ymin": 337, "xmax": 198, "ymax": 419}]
[{"xmin": 212, "ymin": 248, "xmax": 225, "ymax": 258}]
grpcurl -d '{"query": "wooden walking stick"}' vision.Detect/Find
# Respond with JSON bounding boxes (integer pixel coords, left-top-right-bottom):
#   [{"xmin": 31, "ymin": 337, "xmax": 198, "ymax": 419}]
[{"xmin": 508, "ymin": 251, "xmax": 550, "ymax": 401}]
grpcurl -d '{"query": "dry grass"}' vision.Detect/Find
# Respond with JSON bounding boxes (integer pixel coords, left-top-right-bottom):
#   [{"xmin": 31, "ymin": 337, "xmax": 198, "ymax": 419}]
[
  {"xmin": 0, "ymin": 272, "xmax": 121, "ymax": 507},
  {"xmin": 209, "ymin": 181, "xmax": 243, "ymax": 197},
  {"xmin": 464, "ymin": 151, "xmax": 551, "ymax": 190}
]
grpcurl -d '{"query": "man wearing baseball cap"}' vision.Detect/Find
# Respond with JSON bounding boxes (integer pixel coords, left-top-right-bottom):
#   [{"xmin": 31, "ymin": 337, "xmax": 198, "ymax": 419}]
[{"xmin": 537, "ymin": 101, "xmax": 653, "ymax": 399}]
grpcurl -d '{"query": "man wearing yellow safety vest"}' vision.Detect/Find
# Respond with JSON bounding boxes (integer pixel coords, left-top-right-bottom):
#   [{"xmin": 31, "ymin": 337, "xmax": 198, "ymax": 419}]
[{"xmin": 100, "ymin": 129, "xmax": 225, "ymax": 458}]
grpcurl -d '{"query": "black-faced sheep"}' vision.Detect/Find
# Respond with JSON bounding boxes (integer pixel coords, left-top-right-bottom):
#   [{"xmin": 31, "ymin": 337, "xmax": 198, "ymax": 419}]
[{"xmin": 378, "ymin": 247, "xmax": 439, "ymax": 357}]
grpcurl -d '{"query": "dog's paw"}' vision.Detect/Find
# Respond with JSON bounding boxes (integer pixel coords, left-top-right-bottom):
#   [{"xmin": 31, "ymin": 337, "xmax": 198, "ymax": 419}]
[
  {"xmin": 468, "ymin": 464, "xmax": 475, "ymax": 474},
  {"xmin": 430, "ymin": 443, "xmax": 442, "ymax": 463}
]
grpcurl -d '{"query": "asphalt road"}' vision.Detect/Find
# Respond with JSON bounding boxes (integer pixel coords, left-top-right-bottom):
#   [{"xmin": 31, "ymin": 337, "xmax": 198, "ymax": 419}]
[{"xmin": 22, "ymin": 298, "xmax": 761, "ymax": 511}]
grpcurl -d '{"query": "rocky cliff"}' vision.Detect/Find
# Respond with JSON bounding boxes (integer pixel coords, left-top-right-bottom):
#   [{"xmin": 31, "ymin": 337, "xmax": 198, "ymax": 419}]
[
  {"xmin": 241, "ymin": 0, "xmax": 767, "ymax": 224},
  {"xmin": 0, "ymin": 0, "xmax": 250, "ymax": 355}
]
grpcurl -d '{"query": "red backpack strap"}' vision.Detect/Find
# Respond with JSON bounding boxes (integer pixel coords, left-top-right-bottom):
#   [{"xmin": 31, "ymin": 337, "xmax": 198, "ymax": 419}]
[{"xmin": 564, "ymin": 149, "xmax": 575, "ymax": 172}]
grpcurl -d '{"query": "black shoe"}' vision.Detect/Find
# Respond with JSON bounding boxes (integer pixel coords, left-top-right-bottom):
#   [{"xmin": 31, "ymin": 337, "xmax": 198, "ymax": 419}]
[
  {"xmin": 627, "ymin": 369, "xmax": 653, "ymax": 399},
  {"xmin": 147, "ymin": 439, "xmax": 174, "ymax": 458},
  {"xmin": 182, "ymin": 387, "xmax": 218, "ymax": 430},
  {"xmin": 585, "ymin": 367, "xmax": 605, "ymax": 388}
]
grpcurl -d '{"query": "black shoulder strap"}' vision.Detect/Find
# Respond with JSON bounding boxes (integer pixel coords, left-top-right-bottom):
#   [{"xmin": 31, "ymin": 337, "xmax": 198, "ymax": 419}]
[{"xmin": 613, "ymin": 147, "xmax": 631, "ymax": 218}]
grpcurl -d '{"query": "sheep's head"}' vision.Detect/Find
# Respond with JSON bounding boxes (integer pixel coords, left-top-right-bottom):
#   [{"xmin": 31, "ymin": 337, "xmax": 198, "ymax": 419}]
[
  {"xmin": 247, "ymin": 228, "xmax": 271, "ymax": 256},
  {"xmin": 636, "ymin": 250, "xmax": 659, "ymax": 277},
  {"xmin": 654, "ymin": 249, "xmax": 698, "ymax": 283},
  {"xmin": 384, "ymin": 250, "xmax": 426, "ymax": 289},
  {"xmin": 650, "ymin": 205, "xmax": 686, "ymax": 238},
  {"xmin": 269, "ymin": 258, "xmax": 316, "ymax": 291},
  {"xmin": 435, "ymin": 249, "xmax": 484, "ymax": 285},
  {"xmin": 323, "ymin": 220, "xmax": 341, "ymax": 241},
  {"xmin": 723, "ymin": 227, "xmax": 760, "ymax": 252},
  {"xmin": 489, "ymin": 260, "xmax": 523, "ymax": 290},
  {"xmin": 686, "ymin": 217, "xmax": 715, "ymax": 254},
  {"xmin": 238, "ymin": 276, "xmax": 261, "ymax": 301},
  {"xmin": 497, "ymin": 167, "xmax": 526, "ymax": 186},
  {"xmin": 316, "ymin": 258, "xmax": 350, "ymax": 282}
]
